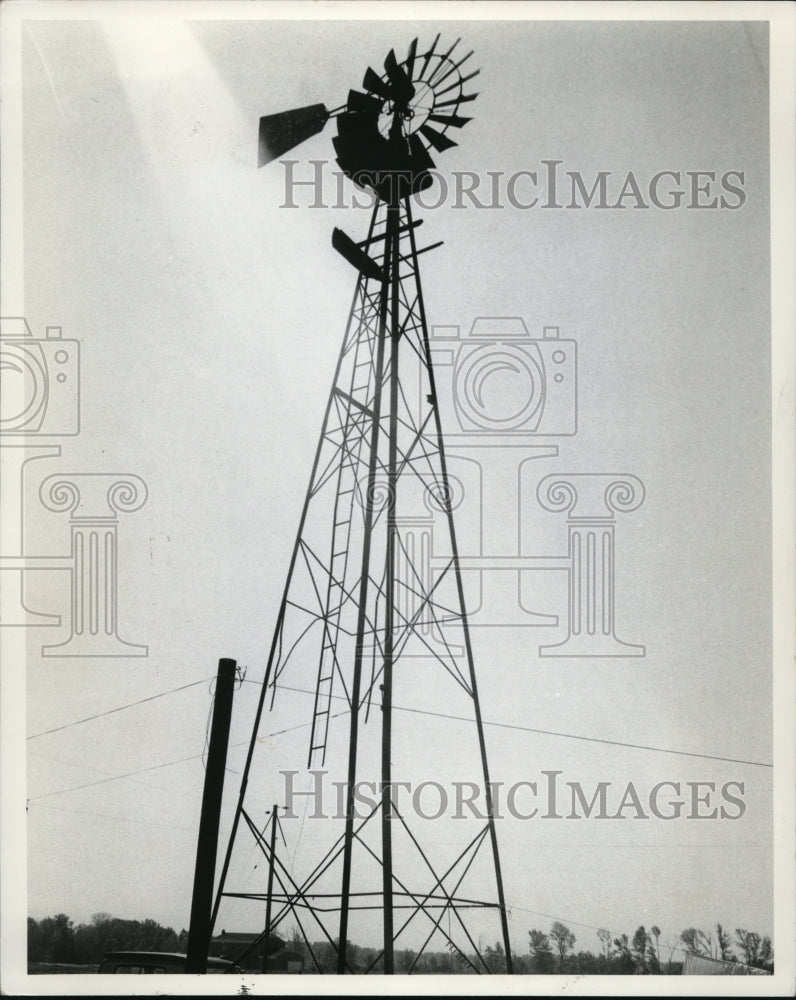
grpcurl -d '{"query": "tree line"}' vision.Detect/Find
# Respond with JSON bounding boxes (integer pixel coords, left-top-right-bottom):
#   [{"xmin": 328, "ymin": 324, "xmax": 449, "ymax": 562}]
[
  {"xmin": 523, "ymin": 920, "xmax": 774, "ymax": 974},
  {"xmin": 28, "ymin": 912, "xmax": 186, "ymax": 967},
  {"xmin": 28, "ymin": 911, "xmax": 774, "ymax": 975}
]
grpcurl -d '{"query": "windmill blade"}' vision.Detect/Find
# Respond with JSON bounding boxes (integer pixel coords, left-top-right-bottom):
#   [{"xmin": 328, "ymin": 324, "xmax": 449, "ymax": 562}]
[
  {"xmin": 435, "ymin": 68, "xmax": 480, "ymax": 98},
  {"xmin": 408, "ymin": 133, "xmax": 435, "ymax": 173},
  {"xmin": 430, "ymin": 50, "xmax": 473, "ymax": 91},
  {"xmin": 346, "ymin": 89, "xmax": 382, "ymax": 117},
  {"xmin": 428, "ymin": 113, "xmax": 472, "ymax": 129},
  {"xmin": 332, "ymin": 135, "xmax": 357, "ymax": 174},
  {"xmin": 419, "ymin": 124, "xmax": 458, "ymax": 153},
  {"xmin": 417, "ymin": 32, "xmax": 440, "ymax": 81},
  {"xmin": 405, "ymin": 37, "xmax": 418, "ymax": 79},
  {"xmin": 384, "ymin": 48, "xmax": 415, "ymax": 105},
  {"xmin": 258, "ymin": 103, "xmax": 330, "ymax": 166},
  {"xmin": 434, "ymin": 93, "xmax": 478, "ymax": 108},
  {"xmin": 363, "ymin": 65, "xmax": 392, "ymax": 100},
  {"xmin": 427, "ymin": 38, "xmax": 460, "ymax": 85},
  {"xmin": 335, "ymin": 110, "xmax": 389, "ymax": 178}
]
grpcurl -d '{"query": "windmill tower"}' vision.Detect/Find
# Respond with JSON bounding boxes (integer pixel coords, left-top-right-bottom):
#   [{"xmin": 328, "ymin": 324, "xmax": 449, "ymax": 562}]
[{"xmin": 212, "ymin": 37, "xmax": 513, "ymax": 976}]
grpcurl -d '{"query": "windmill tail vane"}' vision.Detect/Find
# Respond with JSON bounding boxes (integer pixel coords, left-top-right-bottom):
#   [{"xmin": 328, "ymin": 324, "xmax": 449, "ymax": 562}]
[{"xmin": 213, "ymin": 38, "xmax": 514, "ymax": 976}]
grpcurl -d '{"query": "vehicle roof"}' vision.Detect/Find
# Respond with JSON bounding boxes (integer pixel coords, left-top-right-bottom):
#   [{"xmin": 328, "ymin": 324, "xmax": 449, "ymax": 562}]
[{"xmin": 100, "ymin": 951, "xmax": 234, "ymax": 965}]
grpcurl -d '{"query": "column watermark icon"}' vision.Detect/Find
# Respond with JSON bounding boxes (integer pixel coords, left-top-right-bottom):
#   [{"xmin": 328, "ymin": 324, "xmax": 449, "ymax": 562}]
[{"xmin": 0, "ymin": 317, "xmax": 149, "ymax": 657}]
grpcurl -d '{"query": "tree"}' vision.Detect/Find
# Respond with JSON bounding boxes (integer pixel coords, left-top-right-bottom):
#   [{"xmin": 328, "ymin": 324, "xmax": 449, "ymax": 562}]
[
  {"xmin": 662, "ymin": 936, "xmax": 681, "ymax": 974},
  {"xmin": 715, "ymin": 923, "xmax": 732, "ymax": 962},
  {"xmin": 612, "ymin": 933, "xmax": 635, "ymax": 974},
  {"xmin": 679, "ymin": 927, "xmax": 706, "ymax": 956},
  {"xmin": 395, "ymin": 948, "xmax": 416, "ymax": 974},
  {"xmin": 284, "ymin": 924, "xmax": 306, "ymax": 964},
  {"xmin": 631, "ymin": 925, "xmax": 649, "ymax": 972},
  {"xmin": 735, "ymin": 928, "xmax": 761, "ymax": 967},
  {"xmin": 47, "ymin": 913, "xmax": 75, "ymax": 963},
  {"xmin": 573, "ymin": 949, "xmax": 601, "ymax": 974},
  {"xmin": 27, "ymin": 917, "xmax": 43, "ymax": 963},
  {"xmin": 596, "ymin": 928, "xmax": 611, "ymax": 962},
  {"xmin": 89, "ymin": 912, "xmax": 113, "ymax": 961},
  {"xmin": 698, "ymin": 928, "xmax": 715, "ymax": 958},
  {"xmin": 528, "ymin": 928, "xmax": 554, "ymax": 973},
  {"xmin": 484, "ymin": 940, "xmax": 507, "ymax": 973},
  {"xmin": 649, "ymin": 925, "xmax": 661, "ymax": 971},
  {"xmin": 549, "ymin": 921, "xmax": 576, "ymax": 972},
  {"xmin": 759, "ymin": 936, "xmax": 774, "ymax": 971}
]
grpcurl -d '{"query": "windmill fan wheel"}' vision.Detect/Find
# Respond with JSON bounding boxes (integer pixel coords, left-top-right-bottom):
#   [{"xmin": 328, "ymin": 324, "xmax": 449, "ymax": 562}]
[{"xmin": 332, "ymin": 36, "xmax": 479, "ymax": 202}]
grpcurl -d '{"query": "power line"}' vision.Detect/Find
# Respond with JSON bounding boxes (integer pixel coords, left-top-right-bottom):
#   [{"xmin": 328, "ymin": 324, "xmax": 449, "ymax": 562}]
[
  {"xmin": 28, "ymin": 799, "xmax": 198, "ymax": 835},
  {"xmin": 269, "ymin": 683, "xmax": 773, "ymax": 769},
  {"xmin": 28, "ymin": 750, "xmax": 209, "ymax": 801},
  {"xmin": 28, "ymin": 747, "xmax": 177, "ymax": 796},
  {"xmin": 28, "ymin": 675, "xmax": 770, "ymax": 802},
  {"xmin": 395, "ymin": 704, "xmax": 773, "ymax": 769},
  {"xmin": 506, "ymin": 904, "xmax": 605, "ymax": 933},
  {"xmin": 26, "ymin": 713, "xmax": 336, "ymax": 802},
  {"xmin": 26, "ymin": 677, "xmax": 216, "ymax": 740}
]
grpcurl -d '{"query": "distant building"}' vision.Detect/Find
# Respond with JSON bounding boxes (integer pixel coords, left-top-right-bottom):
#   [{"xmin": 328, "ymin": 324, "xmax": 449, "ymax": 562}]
[
  {"xmin": 209, "ymin": 930, "xmax": 263, "ymax": 972},
  {"xmin": 682, "ymin": 953, "xmax": 771, "ymax": 975},
  {"xmin": 209, "ymin": 930, "xmax": 303, "ymax": 973},
  {"xmin": 264, "ymin": 946, "xmax": 304, "ymax": 974}
]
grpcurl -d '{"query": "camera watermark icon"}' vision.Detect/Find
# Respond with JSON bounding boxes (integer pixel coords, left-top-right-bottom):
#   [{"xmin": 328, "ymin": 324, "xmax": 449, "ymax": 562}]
[
  {"xmin": 429, "ymin": 318, "xmax": 577, "ymax": 439},
  {"xmin": 415, "ymin": 316, "xmax": 643, "ymax": 655},
  {"xmin": 426, "ymin": 317, "xmax": 566, "ymax": 632},
  {"xmin": 0, "ymin": 317, "xmax": 148, "ymax": 657},
  {"xmin": 0, "ymin": 318, "xmax": 80, "ymax": 436},
  {"xmin": 342, "ymin": 314, "xmax": 645, "ymax": 655}
]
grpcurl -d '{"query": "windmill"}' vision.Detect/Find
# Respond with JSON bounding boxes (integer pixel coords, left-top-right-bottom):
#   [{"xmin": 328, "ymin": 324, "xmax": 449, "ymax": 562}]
[{"xmin": 211, "ymin": 36, "xmax": 513, "ymax": 975}]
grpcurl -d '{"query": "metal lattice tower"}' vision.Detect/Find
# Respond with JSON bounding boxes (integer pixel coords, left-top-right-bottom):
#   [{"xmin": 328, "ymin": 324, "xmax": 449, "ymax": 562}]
[{"xmin": 211, "ymin": 37, "xmax": 513, "ymax": 976}]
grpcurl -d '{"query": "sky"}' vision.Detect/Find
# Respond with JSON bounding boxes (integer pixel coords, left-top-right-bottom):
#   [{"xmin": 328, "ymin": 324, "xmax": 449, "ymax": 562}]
[{"xmin": 3, "ymin": 2, "xmax": 784, "ymax": 974}]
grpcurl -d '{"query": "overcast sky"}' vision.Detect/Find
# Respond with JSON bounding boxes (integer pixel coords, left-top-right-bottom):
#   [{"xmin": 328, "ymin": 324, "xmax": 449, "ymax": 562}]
[{"xmin": 9, "ymin": 4, "xmax": 779, "ymax": 967}]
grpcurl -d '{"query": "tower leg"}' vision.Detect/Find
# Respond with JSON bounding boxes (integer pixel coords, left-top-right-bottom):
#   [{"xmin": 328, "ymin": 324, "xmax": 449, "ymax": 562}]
[
  {"xmin": 380, "ymin": 192, "xmax": 403, "ymax": 976},
  {"xmin": 407, "ymin": 197, "xmax": 514, "ymax": 972},
  {"xmin": 337, "ymin": 198, "xmax": 392, "ymax": 973}
]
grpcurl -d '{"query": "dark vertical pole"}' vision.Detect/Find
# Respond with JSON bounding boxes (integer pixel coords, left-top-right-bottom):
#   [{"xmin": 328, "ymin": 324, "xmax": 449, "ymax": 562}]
[
  {"xmin": 186, "ymin": 657, "xmax": 237, "ymax": 974},
  {"xmin": 380, "ymin": 181, "xmax": 401, "ymax": 976},
  {"xmin": 337, "ymin": 202, "xmax": 392, "ymax": 974},
  {"xmin": 261, "ymin": 805, "xmax": 278, "ymax": 973}
]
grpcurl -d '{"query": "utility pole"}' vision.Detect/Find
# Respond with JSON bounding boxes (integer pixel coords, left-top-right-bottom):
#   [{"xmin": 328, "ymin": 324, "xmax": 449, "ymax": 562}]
[
  {"xmin": 261, "ymin": 804, "xmax": 278, "ymax": 973},
  {"xmin": 186, "ymin": 658, "xmax": 237, "ymax": 973}
]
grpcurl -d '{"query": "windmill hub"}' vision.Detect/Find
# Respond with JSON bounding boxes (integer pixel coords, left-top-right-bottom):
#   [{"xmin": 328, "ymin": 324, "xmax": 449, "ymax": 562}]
[{"xmin": 377, "ymin": 81, "xmax": 436, "ymax": 141}]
